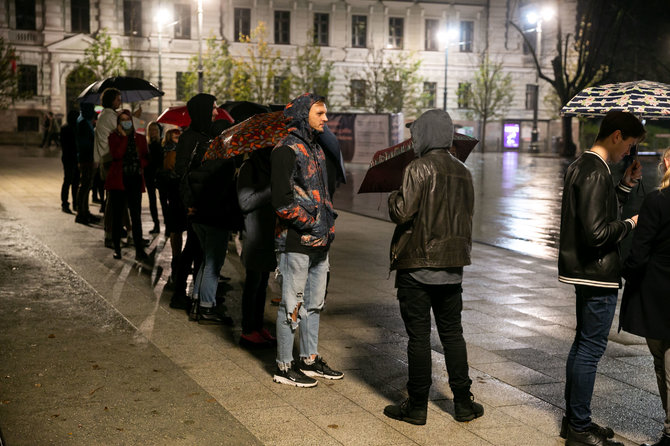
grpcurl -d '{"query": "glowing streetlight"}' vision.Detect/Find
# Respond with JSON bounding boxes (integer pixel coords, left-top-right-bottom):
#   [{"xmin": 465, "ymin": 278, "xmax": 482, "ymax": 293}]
[
  {"xmin": 525, "ymin": 5, "xmax": 555, "ymax": 152},
  {"xmin": 437, "ymin": 27, "xmax": 459, "ymax": 111},
  {"xmin": 155, "ymin": 7, "xmax": 173, "ymax": 115}
]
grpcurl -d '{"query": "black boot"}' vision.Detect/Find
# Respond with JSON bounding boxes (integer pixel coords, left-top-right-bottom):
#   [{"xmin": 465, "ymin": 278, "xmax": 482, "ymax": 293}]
[
  {"xmin": 560, "ymin": 416, "xmax": 614, "ymax": 439},
  {"xmin": 566, "ymin": 424, "xmax": 623, "ymax": 446},
  {"xmin": 453, "ymin": 394, "xmax": 484, "ymax": 422},
  {"xmin": 198, "ymin": 306, "xmax": 233, "ymax": 325},
  {"xmin": 642, "ymin": 434, "xmax": 670, "ymax": 446},
  {"xmin": 383, "ymin": 398, "xmax": 427, "ymax": 425}
]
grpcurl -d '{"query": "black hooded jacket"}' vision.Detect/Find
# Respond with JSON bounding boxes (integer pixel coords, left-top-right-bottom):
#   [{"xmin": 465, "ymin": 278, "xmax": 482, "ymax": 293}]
[
  {"xmin": 60, "ymin": 110, "xmax": 80, "ymax": 164},
  {"xmin": 175, "ymin": 93, "xmax": 216, "ymax": 178}
]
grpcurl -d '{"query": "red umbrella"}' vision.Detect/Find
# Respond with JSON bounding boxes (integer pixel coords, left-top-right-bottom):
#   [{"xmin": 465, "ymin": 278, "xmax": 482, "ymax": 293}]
[
  {"xmin": 203, "ymin": 111, "xmax": 289, "ymax": 161},
  {"xmin": 358, "ymin": 133, "xmax": 479, "ymax": 193},
  {"xmin": 156, "ymin": 105, "xmax": 234, "ymax": 128}
]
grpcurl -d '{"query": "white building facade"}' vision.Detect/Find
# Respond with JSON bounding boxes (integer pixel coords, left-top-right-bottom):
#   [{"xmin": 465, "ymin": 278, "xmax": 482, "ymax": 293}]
[{"xmin": 1, "ymin": 0, "xmax": 575, "ymax": 151}]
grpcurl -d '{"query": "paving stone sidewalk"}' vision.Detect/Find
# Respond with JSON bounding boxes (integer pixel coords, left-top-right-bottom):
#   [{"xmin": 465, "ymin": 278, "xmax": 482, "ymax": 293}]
[{"xmin": 0, "ymin": 145, "xmax": 664, "ymax": 445}]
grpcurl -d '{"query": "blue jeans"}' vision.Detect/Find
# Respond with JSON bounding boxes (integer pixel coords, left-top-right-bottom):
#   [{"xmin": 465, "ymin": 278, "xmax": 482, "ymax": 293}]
[
  {"xmin": 565, "ymin": 286, "xmax": 618, "ymax": 431},
  {"xmin": 276, "ymin": 251, "xmax": 329, "ymax": 366},
  {"xmin": 192, "ymin": 223, "xmax": 228, "ymax": 308}
]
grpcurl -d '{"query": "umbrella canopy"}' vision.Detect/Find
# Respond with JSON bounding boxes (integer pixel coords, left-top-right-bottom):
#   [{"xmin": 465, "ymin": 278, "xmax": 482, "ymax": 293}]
[
  {"xmin": 156, "ymin": 105, "xmax": 234, "ymax": 128},
  {"xmin": 358, "ymin": 133, "xmax": 479, "ymax": 194},
  {"xmin": 203, "ymin": 111, "xmax": 289, "ymax": 162},
  {"xmin": 77, "ymin": 76, "xmax": 164, "ymax": 104},
  {"xmin": 561, "ymin": 80, "xmax": 670, "ymax": 119},
  {"xmin": 221, "ymin": 100, "xmax": 272, "ymax": 122}
]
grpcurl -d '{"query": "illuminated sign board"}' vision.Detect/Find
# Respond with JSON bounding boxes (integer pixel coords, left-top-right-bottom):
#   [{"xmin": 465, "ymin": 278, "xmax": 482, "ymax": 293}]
[{"xmin": 503, "ymin": 122, "xmax": 520, "ymax": 149}]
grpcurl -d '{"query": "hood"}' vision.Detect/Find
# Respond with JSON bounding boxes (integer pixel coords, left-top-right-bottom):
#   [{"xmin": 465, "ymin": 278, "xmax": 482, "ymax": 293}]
[
  {"xmin": 80, "ymin": 102, "xmax": 96, "ymax": 121},
  {"xmin": 409, "ymin": 109, "xmax": 454, "ymax": 157},
  {"xmin": 283, "ymin": 92, "xmax": 324, "ymax": 141},
  {"xmin": 187, "ymin": 93, "xmax": 217, "ymax": 134},
  {"xmin": 66, "ymin": 110, "xmax": 79, "ymax": 127}
]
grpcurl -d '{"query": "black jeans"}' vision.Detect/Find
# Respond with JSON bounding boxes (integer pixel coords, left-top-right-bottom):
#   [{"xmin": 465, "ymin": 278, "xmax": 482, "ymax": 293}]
[
  {"xmin": 110, "ymin": 175, "xmax": 144, "ymax": 255},
  {"xmin": 397, "ymin": 272, "xmax": 472, "ymax": 405},
  {"xmin": 241, "ymin": 269, "xmax": 270, "ymax": 334},
  {"xmin": 60, "ymin": 160, "xmax": 79, "ymax": 208},
  {"xmin": 144, "ymin": 173, "xmax": 159, "ymax": 227},
  {"xmin": 77, "ymin": 162, "xmax": 94, "ymax": 218},
  {"xmin": 173, "ymin": 222, "xmax": 202, "ymax": 297}
]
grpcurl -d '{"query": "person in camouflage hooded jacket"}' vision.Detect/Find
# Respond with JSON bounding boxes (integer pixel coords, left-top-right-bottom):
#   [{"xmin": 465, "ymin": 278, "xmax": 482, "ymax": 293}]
[{"xmin": 270, "ymin": 93, "xmax": 342, "ymax": 387}]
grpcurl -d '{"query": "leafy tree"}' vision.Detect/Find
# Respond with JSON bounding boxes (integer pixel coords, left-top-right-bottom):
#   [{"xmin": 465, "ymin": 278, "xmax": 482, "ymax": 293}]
[
  {"xmin": 65, "ymin": 65, "xmax": 96, "ymax": 112},
  {"xmin": 510, "ymin": 0, "xmax": 627, "ymax": 156},
  {"xmin": 180, "ymin": 36, "xmax": 239, "ymax": 102},
  {"xmin": 0, "ymin": 37, "xmax": 20, "ymax": 108},
  {"xmin": 79, "ymin": 28, "xmax": 127, "ymax": 78},
  {"xmin": 291, "ymin": 30, "xmax": 334, "ymax": 100},
  {"xmin": 457, "ymin": 55, "xmax": 513, "ymax": 152},
  {"xmin": 346, "ymin": 49, "xmax": 427, "ymax": 116},
  {"xmin": 236, "ymin": 22, "xmax": 286, "ymax": 104}
]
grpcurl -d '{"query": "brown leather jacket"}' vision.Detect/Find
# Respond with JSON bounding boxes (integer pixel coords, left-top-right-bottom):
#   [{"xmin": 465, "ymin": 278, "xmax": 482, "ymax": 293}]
[{"xmin": 388, "ymin": 149, "xmax": 474, "ymax": 270}]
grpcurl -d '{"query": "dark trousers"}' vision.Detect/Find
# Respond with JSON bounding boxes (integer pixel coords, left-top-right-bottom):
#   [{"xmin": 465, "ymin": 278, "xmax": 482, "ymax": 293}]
[
  {"xmin": 174, "ymin": 222, "xmax": 202, "ymax": 297},
  {"xmin": 565, "ymin": 285, "xmax": 617, "ymax": 431},
  {"xmin": 145, "ymin": 174, "xmax": 159, "ymax": 227},
  {"xmin": 241, "ymin": 269, "xmax": 270, "ymax": 334},
  {"xmin": 397, "ymin": 272, "xmax": 472, "ymax": 405},
  {"xmin": 109, "ymin": 175, "xmax": 144, "ymax": 255},
  {"xmin": 60, "ymin": 161, "xmax": 79, "ymax": 209},
  {"xmin": 77, "ymin": 162, "xmax": 94, "ymax": 218}
]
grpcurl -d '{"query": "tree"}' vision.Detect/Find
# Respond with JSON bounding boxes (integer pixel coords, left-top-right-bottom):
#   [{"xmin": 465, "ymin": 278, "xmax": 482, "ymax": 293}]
[
  {"xmin": 79, "ymin": 28, "xmax": 127, "ymax": 78},
  {"xmin": 346, "ymin": 49, "xmax": 427, "ymax": 116},
  {"xmin": 180, "ymin": 36, "xmax": 239, "ymax": 102},
  {"xmin": 0, "ymin": 37, "xmax": 20, "ymax": 108},
  {"xmin": 510, "ymin": 0, "xmax": 627, "ymax": 156},
  {"xmin": 457, "ymin": 55, "xmax": 513, "ymax": 152},
  {"xmin": 291, "ymin": 30, "xmax": 334, "ymax": 101}
]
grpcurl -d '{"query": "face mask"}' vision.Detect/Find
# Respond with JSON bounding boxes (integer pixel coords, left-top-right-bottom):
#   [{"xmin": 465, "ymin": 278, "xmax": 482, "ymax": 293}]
[{"xmin": 121, "ymin": 121, "xmax": 133, "ymax": 131}]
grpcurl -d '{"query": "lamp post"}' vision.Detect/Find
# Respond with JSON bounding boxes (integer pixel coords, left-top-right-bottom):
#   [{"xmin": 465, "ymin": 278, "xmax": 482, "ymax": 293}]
[
  {"xmin": 156, "ymin": 8, "xmax": 174, "ymax": 115},
  {"xmin": 197, "ymin": 0, "xmax": 203, "ymax": 93},
  {"xmin": 437, "ymin": 27, "xmax": 459, "ymax": 111},
  {"xmin": 526, "ymin": 6, "xmax": 554, "ymax": 152}
]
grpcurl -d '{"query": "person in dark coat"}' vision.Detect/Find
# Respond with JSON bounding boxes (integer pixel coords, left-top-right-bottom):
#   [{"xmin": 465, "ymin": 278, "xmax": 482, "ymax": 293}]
[
  {"xmin": 59, "ymin": 110, "xmax": 80, "ymax": 214},
  {"xmin": 620, "ymin": 147, "xmax": 670, "ymax": 446},
  {"xmin": 145, "ymin": 121, "xmax": 163, "ymax": 234},
  {"xmin": 75, "ymin": 103, "xmax": 100, "ymax": 225},
  {"xmin": 316, "ymin": 124, "xmax": 346, "ymax": 199},
  {"xmin": 237, "ymin": 146, "xmax": 277, "ymax": 348}
]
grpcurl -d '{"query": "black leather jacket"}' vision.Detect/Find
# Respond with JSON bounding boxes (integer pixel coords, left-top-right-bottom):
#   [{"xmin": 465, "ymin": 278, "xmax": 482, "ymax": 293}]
[
  {"xmin": 389, "ymin": 149, "xmax": 474, "ymax": 270},
  {"xmin": 558, "ymin": 152, "xmax": 634, "ymax": 288}
]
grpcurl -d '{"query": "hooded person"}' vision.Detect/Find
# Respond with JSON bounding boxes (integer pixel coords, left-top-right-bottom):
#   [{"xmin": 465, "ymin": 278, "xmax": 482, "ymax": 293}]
[
  {"xmin": 270, "ymin": 92, "xmax": 342, "ymax": 387},
  {"xmin": 75, "ymin": 102, "xmax": 100, "ymax": 225},
  {"xmin": 384, "ymin": 109, "xmax": 483, "ymax": 426},
  {"xmin": 59, "ymin": 109, "xmax": 81, "ymax": 213}
]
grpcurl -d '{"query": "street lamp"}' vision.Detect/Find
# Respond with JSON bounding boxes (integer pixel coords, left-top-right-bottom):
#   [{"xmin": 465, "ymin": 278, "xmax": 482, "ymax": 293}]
[
  {"xmin": 155, "ymin": 7, "xmax": 173, "ymax": 115},
  {"xmin": 197, "ymin": 0, "xmax": 203, "ymax": 93},
  {"xmin": 437, "ymin": 26, "xmax": 459, "ymax": 111},
  {"xmin": 526, "ymin": 6, "xmax": 555, "ymax": 152}
]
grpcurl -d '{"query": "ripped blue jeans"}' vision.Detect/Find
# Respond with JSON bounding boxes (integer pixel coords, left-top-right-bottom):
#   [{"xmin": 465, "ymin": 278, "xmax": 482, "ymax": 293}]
[{"xmin": 276, "ymin": 251, "xmax": 329, "ymax": 367}]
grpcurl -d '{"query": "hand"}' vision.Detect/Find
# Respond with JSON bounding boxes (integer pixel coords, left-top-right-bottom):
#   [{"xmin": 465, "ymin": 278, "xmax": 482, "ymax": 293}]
[
  {"xmin": 631, "ymin": 214, "xmax": 639, "ymax": 226},
  {"xmin": 187, "ymin": 207, "xmax": 196, "ymax": 216},
  {"xmin": 623, "ymin": 159, "xmax": 642, "ymax": 186}
]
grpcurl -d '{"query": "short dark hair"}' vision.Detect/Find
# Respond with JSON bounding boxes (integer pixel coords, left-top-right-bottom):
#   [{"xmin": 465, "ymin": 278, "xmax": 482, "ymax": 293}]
[
  {"xmin": 595, "ymin": 110, "xmax": 646, "ymax": 142},
  {"xmin": 101, "ymin": 88, "xmax": 121, "ymax": 108}
]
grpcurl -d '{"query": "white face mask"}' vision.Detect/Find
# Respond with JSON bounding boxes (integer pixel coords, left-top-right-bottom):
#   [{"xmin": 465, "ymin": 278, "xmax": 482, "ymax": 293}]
[{"xmin": 121, "ymin": 121, "xmax": 133, "ymax": 131}]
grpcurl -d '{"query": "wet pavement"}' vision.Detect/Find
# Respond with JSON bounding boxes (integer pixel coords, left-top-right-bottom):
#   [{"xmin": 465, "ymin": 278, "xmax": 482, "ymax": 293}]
[{"xmin": 0, "ymin": 144, "xmax": 666, "ymax": 445}]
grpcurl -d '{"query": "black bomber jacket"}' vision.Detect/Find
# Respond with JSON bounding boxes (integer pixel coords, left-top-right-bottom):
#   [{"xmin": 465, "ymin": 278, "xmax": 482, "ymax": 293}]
[{"xmin": 558, "ymin": 151, "xmax": 634, "ymax": 288}]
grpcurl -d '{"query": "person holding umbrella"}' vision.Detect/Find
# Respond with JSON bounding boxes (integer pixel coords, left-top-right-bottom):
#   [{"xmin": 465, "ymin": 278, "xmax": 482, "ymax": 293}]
[
  {"xmin": 619, "ymin": 147, "xmax": 670, "ymax": 446},
  {"xmin": 105, "ymin": 110, "xmax": 149, "ymax": 261},
  {"xmin": 558, "ymin": 110, "xmax": 645, "ymax": 446}
]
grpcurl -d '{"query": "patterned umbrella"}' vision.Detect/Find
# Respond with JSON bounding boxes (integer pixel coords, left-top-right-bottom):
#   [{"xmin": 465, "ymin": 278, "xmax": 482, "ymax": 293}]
[
  {"xmin": 561, "ymin": 80, "xmax": 670, "ymax": 119},
  {"xmin": 358, "ymin": 133, "xmax": 479, "ymax": 193},
  {"xmin": 203, "ymin": 111, "xmax": 289, "ymax": 161}
]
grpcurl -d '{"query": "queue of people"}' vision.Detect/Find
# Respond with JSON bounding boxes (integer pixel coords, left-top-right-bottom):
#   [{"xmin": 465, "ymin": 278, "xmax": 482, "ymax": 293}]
[{"xmin": 57, "ymin": 89, "xmax": 669, "ymax": 445}]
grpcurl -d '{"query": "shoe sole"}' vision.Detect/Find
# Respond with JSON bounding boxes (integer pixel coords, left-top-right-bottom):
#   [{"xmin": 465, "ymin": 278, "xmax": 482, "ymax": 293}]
[
  {"xmin": 383, "ymin": 409, "xmax": 426, "ymax": 425},
  {"xmin": 300, "ymin": 369, "xmax": 344, "ymax": 380},
  {"xmin": 272, "ymin": 375, "xmax": 318, "ymax": 388},
  {"xmin": 454, "ymin": 409, "xmax": 484, "ymax": 422}
]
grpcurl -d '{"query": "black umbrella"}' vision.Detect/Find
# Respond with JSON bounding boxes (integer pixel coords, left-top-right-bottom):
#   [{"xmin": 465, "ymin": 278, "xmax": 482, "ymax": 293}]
[
  {"xmin": 77, "ymin": 76, "xmax": 164, "ymax": 104},
  {"xmin": 222, "ymin": 101, "xmax": 271, "ymax": 122}
]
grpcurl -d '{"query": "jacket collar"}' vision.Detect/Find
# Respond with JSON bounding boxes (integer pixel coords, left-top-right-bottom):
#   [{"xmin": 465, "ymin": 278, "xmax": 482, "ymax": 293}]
[{"xmin": 584, "ymin": 150, "xmax": 611, "ymax": 174}]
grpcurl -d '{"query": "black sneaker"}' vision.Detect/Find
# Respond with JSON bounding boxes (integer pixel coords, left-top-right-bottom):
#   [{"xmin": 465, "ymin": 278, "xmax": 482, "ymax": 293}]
[
  {"xmin": 454, "ymin": 395, "xmax": 484, "ymax": 422},
  {"xmin": 298, "ymin": 356, "xmax": 343, "ymax": 380},
  {"xmin": 560, "ymin": 416, "xmax": 614, "ymax": 440},
  {"xmin": 566, "ymin": 424, "xmax": 623, "ymax": 446},
  {"xmin": 197, "ymin": 306, "xmax": 233, "ymax": 325},
  {"xmin": 383, "ymin": 398, "xmax": 427, "ymax": 425},
  {"xmin": 273, "ymin": 363, "xmax": 317, "ymax": 388}
]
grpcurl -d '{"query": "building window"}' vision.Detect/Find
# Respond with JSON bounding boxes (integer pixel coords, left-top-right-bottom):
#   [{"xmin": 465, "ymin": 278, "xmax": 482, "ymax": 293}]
[
  {"xmin": 351, "ymin": 15, "xmax": 367, "ymax": 48},
  {"xmin": 523, "ymin": 29, "xmax": 537, "ymax": 54},
  {"xmin": 314, "ymin": 13, "xmax": 329, "ymax": 46},
  {"xmin": 525, "ymin": 83, "xmax": 538, "ymax": 109},
  {"xmin": 234, "ymin": 8, "xmax": 251, "ymax": 41},
  {"xmin": 176, "ymin": 72, "xmax": 190, "ymax": 101},
  {"xmin": 18, "ymin": 116, "xmax": 40, "ymax": 132},
  {"xmin": 71, "ymin": 0, "xmax": 90, "ymax": 33},
  {"xmin": 274, "ymin": 11, "xmax": 290, "ymax": 44},
  {"xmin": 423, "ymin": 82, "xmax": 436, "ymax": 108},
  {"xmin": 425, "ymin": 19, "xmax": 439, "ymax": 51},
  {"xmin": 458, "ymin": 82, "xmax": 471, "ymax": 109},
  {"xmin": 174, "ymin": 4, "xmax": 191, "ymax": 39},
  {"xmin": 18, "ymin": 65, "xmax": 37, "ymax": 96},
  {"xmin": 16, "ymin": 0, "xmax": 36, "ymax": 30},
  {"xmin": 459, "ymin": 21, "xmax": 473, "ymax": 52},
  {"xmin": 350, "ymin": 79, "xmax": 366, "ymax": 107},
  {"xmin": 388, "ymin": 17, "xmax": 404, "ymax": 49},
  {"xmin": 123, "ymin": 0, "xmax": 142, "ymax": 36}
]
